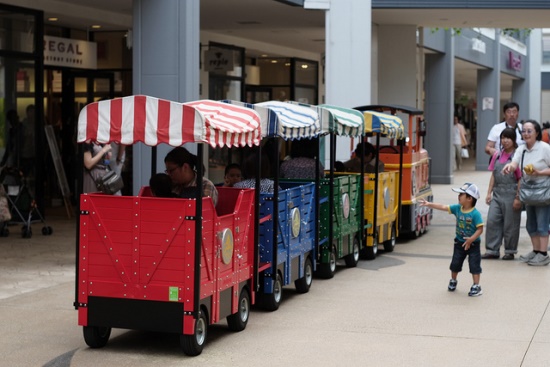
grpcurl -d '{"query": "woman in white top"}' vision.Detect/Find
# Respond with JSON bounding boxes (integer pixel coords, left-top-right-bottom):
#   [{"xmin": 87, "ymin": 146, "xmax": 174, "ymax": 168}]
[{"xmin": 503, "ymin": 120, "xmax": 550, "ymax": 266}]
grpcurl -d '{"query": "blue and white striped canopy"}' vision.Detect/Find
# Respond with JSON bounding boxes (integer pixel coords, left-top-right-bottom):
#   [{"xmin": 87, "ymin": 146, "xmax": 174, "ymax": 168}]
[
  {"xmin": 362, "ymin": 110, "xmax": 405, "ymax": 139},
  {"xmin": 222, "ymin": 100, "xmax": 320, "ymax": 140}
]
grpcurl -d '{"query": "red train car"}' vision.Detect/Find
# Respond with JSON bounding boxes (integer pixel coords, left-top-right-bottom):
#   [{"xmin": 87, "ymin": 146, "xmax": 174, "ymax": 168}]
[{"xmin": 75, "ymin": 96, "xmax": 262, "ymax": 356}]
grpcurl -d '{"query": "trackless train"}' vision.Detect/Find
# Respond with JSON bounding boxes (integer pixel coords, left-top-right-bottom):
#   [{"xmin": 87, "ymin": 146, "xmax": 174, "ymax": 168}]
[{"xmin": 74, "ymin": 96, "xmax": 432, "ymax": 356}]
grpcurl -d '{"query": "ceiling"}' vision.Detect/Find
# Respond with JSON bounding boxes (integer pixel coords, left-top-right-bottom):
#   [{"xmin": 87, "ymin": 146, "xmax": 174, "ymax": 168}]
[{"xmin": 8, "ymin": 0, "xmax": 550, "ymax": 99}]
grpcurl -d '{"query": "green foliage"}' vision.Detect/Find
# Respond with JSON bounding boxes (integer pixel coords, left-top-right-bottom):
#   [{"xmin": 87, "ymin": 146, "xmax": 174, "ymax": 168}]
[{"xmin": 430, "ymin": 27, "xmax": 532, "ymax": 39}]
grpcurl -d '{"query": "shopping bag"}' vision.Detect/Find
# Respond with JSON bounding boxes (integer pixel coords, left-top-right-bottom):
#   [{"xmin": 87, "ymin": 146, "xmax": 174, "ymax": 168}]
[{"xmin": 461, "ymin": 148, "xmax": 469, "ymax": 159}]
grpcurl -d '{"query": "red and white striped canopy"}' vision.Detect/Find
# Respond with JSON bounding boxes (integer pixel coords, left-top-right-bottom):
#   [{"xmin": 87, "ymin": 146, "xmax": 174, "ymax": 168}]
[{"xmin": 77, "ymin": 95, "xmax": 262, "ymax": 148}]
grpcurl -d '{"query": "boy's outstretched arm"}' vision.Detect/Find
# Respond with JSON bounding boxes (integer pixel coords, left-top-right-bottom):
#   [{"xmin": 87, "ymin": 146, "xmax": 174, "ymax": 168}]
[{"xmin": 418, "ymin": 198, "xmax": 448, "ymax": 211}]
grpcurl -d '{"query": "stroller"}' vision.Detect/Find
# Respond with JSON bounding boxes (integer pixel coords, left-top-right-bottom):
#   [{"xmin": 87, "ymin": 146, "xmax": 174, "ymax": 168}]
[{"xmin": 0, "ymin": 166, "xmax": 52, "ymax": 238}]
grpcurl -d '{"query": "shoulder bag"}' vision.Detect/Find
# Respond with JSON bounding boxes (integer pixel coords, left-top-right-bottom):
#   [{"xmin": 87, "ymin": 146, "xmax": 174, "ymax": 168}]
[{"xmin": 519, "ymin": 150, "xmax": 550, "ymax": 206}]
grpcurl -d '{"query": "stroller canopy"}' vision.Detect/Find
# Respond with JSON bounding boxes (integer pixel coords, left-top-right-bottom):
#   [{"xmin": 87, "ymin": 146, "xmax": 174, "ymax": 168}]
[{"xmin": 77, "ymin": 95, "xmax": 262, "ymax": 148}]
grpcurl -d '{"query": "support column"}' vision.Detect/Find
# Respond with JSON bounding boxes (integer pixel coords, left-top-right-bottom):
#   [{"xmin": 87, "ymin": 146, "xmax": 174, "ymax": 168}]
[
  {"xmin": 527, "ymin": 30, "xmax": 542, "ymax": 122},
  {"xmin": 377, "ymin": 25, "xmax": 418, "ymax": 108},
  {"xmin": 476, "ymin": 34, "xmax": 500, "ymax": 171},
  {"xmin": 424, "ymin": 30, "xmax": 454, "ymax": 184},
  {"xmin": 132, "ymin": 0, "xmax": 200, "ymax": 193},
  {"xmin": 324, "ymin": 0, "xmax": 371, "ymax": 162}
]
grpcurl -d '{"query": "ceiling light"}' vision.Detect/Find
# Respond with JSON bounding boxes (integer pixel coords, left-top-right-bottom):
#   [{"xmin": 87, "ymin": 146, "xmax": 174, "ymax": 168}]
[
  {"xmin": 301, "ymin": 64, "xmax": 308, "ymax": 69},
  {"xmin": 91, "ymin": 25, "xmax": 102, "ymax": 29},
  {"xmin": 48, "ymin": 17, "xmax": 58, "ymax": 22},
  {"xmin": 271, "ymin": 60, "xmax": 278, "ymax": 64}
]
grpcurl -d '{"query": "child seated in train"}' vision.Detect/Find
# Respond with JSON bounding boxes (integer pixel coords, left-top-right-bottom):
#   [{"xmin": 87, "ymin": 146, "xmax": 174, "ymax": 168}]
[
  {"xmin": 234, "ymin": 151, "xmax": 279, "ymax": 193},
  {"xmin": 219, "ymin": 163, "xmax": 242, "ymax": 187},
  {"xmin": 149, "ymin": 173, "xmax": 177, "ymax": 198}
]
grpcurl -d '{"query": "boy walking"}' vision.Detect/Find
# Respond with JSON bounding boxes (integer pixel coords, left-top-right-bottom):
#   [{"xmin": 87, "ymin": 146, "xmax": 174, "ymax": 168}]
[{"xmin": 419, "ymin": 183, "xmax": 484, "ymax": 297}]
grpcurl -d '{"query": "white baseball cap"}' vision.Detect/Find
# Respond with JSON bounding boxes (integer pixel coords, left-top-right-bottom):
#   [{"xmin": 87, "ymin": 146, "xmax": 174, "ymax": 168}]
[{"xmin": 452, "ymin": 182, "xmax": 480, "ymax": 200}]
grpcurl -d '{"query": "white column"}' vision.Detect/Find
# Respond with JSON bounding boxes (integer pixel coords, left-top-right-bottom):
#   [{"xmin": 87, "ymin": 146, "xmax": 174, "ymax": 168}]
[
  {"xmin": 377, "ymin": 25, "xmax": 418, "ymax": 108},
  {"xmin": 324, "ymin": 0, "xmax": 371, "ymax": 162},
  {"xmin": 132, "ymin": 0, "xmax": 200, "ymax": 193}
]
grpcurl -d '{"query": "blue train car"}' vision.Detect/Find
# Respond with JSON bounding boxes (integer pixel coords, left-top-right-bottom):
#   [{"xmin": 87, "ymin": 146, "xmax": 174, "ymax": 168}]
[
  {"xmin": 223, "ymin": 100, "xmax": 321, "ymax": 310},
  {"xmin": 257, "ymin": 181, "xmax": 316, "ymax": 310}
]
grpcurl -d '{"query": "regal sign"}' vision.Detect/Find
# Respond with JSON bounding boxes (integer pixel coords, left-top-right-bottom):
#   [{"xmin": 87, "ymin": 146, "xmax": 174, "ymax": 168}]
[{"xmin": 44, "ymin": 36, "xmax": 97, "ymax": 69}]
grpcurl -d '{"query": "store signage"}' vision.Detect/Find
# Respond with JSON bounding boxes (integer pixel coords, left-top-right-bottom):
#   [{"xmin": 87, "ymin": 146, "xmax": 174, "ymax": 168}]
[
  {"xmin": 509, "ymin": 51, "xmax": 521, "ymax": 72},
  {"xmin": 204, "ymin": 49, "xmax": 234, "ymax": 72},
  {"xmin": 44, "ymin": 36, "xmax": 97, "ymax": 69}
]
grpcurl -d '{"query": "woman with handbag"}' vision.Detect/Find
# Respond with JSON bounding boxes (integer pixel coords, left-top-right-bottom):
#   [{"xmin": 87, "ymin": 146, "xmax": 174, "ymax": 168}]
[
  {"xmin": 482, "ymin": 128, "xmax": 522, "ymax": 260},
  {"xmin": 503, "ymin": 120, "xmax": 550, "ymax": 266},
  {"xmin": 83, "ymin": 142, "xmax": 112, "ymax": 194}
]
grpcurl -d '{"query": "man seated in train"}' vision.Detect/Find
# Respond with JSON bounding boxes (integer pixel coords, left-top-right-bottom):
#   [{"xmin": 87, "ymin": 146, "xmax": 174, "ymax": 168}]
[{"xmin": 344, "ymin": 141, "xmax": 384, "ymax": 173}]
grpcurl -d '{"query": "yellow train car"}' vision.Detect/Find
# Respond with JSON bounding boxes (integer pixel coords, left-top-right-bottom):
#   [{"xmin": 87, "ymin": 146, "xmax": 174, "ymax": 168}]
[
  {"xmin": 357, "ymin": 110, "xmax": 405, "ymax": 259},
  {"xmin": 357, "ymin": 105, "xmax": 433, "ymax": 240}
]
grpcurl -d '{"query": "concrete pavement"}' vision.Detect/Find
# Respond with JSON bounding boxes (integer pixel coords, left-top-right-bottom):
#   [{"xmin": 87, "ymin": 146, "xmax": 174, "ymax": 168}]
[{"xmin": 1, "ymin": 159, "xmax": 550, "ymax": 367}]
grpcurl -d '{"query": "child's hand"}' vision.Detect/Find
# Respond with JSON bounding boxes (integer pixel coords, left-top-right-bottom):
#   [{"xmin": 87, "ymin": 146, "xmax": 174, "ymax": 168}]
[
  {"xmin": 462, "ymin": 241, "xmax": 471, "ymax": 250},
  {"xmin": 418, "ymin": 199, "xmax": 428, "ymax": 207}
]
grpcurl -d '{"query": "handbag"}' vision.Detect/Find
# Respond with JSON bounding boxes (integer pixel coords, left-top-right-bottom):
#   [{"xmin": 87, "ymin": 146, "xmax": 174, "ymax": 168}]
[
  {"xmin": 519, "ymin": 178, "xmax": 550, "ymax": 206},
  {"xmin": 519, "ymin": 150, "xmax": 550, "ymax": 206},
  {"xmin": 95, "ymin": 169, "xmax": 124, "ymax": 195},
  {"xmin": 461, "ymin": 147, "xmax": 469, "ymax": 159}
]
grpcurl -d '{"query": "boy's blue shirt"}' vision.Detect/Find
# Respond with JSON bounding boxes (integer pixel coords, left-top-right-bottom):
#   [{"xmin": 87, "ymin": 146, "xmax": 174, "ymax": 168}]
[{"xmin": 448, "ymin": 204, "xmax": 484, "ymax": 243}]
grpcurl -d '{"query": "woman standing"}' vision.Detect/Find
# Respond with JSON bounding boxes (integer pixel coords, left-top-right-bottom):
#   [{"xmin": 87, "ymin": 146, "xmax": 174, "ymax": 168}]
[
  {"xmin": 83, "ymin": 142, "xmax": 112, "ymax": 194},
  {"xmin": 482, "ymin": 128, "xmax": 522, "ymax": 260},
  {"xmin": 503, "ymin": 120, "xmax": 550, "ymax": 266}
]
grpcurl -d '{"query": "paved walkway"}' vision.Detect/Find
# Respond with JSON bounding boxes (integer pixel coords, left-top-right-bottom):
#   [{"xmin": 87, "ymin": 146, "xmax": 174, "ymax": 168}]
[{"xmin": 1, "ymin": 158, "xmax": 550, "ymax": 366}]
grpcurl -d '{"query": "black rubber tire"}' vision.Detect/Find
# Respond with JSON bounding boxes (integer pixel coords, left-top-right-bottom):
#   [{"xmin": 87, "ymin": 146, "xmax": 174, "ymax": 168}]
[
  {"xmin": 42, "ymin": 226, "xmax": 53, "ymax": 235},
  {"xmin": 83, "ymin": 326, "xmax": 111, "ymax": 349},
  {"xmin": 181, "ymin": 309, "xmax": 207, "ymax": 356},
  {"xmin": 317, "ymin": 246, "xmax": 336, "ymax": 279},
  {"xmin": 361, "ymin": 236, "xmax": 378, "ymax": 260},
  {"xmin": 295, "ymin": 257, "xmax": 313, "ymax": 293},
  {"xmin": 383, "ymin": 225, "xmax": 397, "ymax": 252},
  {"xmin": 344, "ymin": 236, "xmax": 360, "ymax": 267},
  {"xmin": 22, "ymin": 227, "xmax": 32, "ymax": 238},
  {"xmin": 260, "ymin": 274, "xmax": 282, "ymax": 311},
  {"xmin": 227, "ymin": 288, "xmax": 250, "ymax": 331}
]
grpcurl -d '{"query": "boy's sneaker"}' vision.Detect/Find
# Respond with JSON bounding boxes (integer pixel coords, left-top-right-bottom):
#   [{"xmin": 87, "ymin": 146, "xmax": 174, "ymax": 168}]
[
  {"xmin": 519, "ymin": 251, "xmax": 537, "ymax": 262},
  {"xmin": 468, "ymin": 284, "xmax": 483, "ymax": 297},
  {"xmin": 528, "ymin": 253, "xmax": 550, "ymax": 266},
  {"xmin": 448, "ymin": 279, "xmax": 457, "ymax": 292}
]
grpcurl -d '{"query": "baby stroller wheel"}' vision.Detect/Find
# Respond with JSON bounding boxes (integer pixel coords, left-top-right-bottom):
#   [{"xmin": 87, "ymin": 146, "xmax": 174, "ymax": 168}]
[
  {"xmin": 42, "ymin": 226, "xmax": 53, "ymax": 235},
  {"xmin": 0, "ymin": 224, "xmax": 8, "ymax": 237},
  {"xmin": 21, "ymin": 226, "xmax": 32, "ymax": 238}
]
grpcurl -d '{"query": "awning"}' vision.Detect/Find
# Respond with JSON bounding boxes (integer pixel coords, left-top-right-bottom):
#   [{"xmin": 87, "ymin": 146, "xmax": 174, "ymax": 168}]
[
  {"xmin": 77, "ymin": 95, "xmax": 262, "ymax": 148},
  {"xmin": 223, "ymin": 100, "xmax": 320, "ymax": 140},
  {"xmin": 362, "ymin": 110, "xmax": 405, "ymax": 139},
  {"xmin": 317, "ymin": 104, "xmax": 364, "ymax": 137}
]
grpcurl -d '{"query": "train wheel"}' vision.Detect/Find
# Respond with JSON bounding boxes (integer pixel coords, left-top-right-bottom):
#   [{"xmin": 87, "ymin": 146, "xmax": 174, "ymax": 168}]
[
  {"xmin": 383, "ymin": 225, "xmax": 397, "ymax": 252},
  {"xmin": 361, "ymin": 236, "xmax": 378, "ymax": 260},
  {"xmin": 295, "ymin": 257, "xmax": 313, "ymax": 293},
  {"xmin": 181, "ymin": 309, "xmax": 207, "ymax": 356},
  {"xmin": 83, "ymin": 326, "xmax": 111, "ymax": 348},
  {"xmin": 227, "ymin": 288, "xmax": 250, "ymax": 331},
  {"xmin": 317, "ymin": 246, "xmax": 336, "ymax": 279},
  {"xmin": 21, "ymin": 227, "xmax": 32, "ymax": 238},
  {"xmin": 344, "ymin": 236, "xmax": 360, "ymax": 267},
  {"xmin": 261, "ymin": 274, "xmax": 282, "ymax": 311}
]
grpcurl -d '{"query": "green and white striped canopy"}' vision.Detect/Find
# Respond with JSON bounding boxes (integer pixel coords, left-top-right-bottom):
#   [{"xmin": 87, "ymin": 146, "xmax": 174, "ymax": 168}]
[{"xmin": 288, "ymin": 101, "xmax": 364, "ymax": 137}]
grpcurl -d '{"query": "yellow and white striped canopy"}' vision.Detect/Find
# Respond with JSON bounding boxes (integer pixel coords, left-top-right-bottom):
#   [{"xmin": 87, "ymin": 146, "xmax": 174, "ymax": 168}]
[{"xmin": 362, "ymin": 110, "xmax": 405, "ymax": 139}]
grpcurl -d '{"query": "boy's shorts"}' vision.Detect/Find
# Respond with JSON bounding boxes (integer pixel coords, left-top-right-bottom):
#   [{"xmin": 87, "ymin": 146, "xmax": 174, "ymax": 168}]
[{"xmin": 450, "ymin": 239, "xmax": 482, "ymax": 274}]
